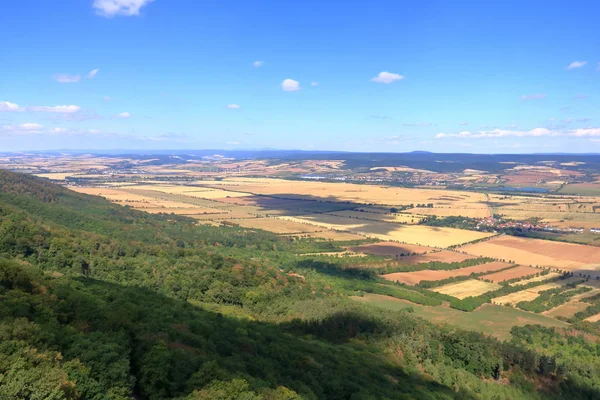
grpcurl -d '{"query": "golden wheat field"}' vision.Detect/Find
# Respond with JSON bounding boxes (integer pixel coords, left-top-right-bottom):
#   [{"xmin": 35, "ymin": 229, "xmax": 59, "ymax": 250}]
[
  {"xmin": 381, "ymin": 261, "xmax": 512, "ymax": 285},
  {"xmin": 492, "ymin": 290, "xmax": 542, "ymax": 306},
  {"xmin": 197, "ymin": 177, "xmax": 488, "ymax": 207},
  {"xmin": 432, "ymin": 279, "xmax": 501, "ymax": 299},
  {"xmin": 543, "ymin": 301, "xmax": 590, "ymax": 318},
  {"xmin": 326, "ymin": 210, "xmax": 426, "ymax": 224},
  {"xmin": 277, "ymin": 214, "xmax": 494, "ymax": 247},
  {"xmin": 459, "ymin": 236, "xmax": 600, "ymax": 272}
]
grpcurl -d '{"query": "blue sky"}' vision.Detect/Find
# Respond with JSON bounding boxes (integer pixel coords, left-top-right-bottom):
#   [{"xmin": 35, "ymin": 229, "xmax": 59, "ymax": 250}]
[{"xmin": 1, "ymin": 0, "xmax": 599, "ymax": 153}]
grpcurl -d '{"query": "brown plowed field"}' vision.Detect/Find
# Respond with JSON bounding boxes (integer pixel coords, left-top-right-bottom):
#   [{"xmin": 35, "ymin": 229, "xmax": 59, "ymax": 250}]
[
  {"xmin": 480, "ymin": 265, "xmax": 540, "ymax": 283},
  {"xmin": 381, "ymin": 261, "xmax": 513, "ymax": 285},
  {"xmin": 395, "ymin": 251, "xmax": 476, "ymax": 265},
  {"xmin": 460, "ymin": 236, "xmax": 600, "ymax": 272},
  {"xmin": 348, "ymin": 242, "xmax": 432, "ymax": 257}
]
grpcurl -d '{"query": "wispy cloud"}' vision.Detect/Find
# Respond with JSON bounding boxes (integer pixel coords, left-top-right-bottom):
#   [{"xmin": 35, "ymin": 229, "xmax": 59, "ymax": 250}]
[
  {"xmin": 435, "ymin": 127, "xmax": 600, "ymax": 139},
  {"xmin": 29, "ymin": 105, "xmax": 81, "ymax": 113},
  {"xmin": 0, "ymin": 123, "xmax": 44, "ymax": 135},
  {"xmin": 310, "ymin": 82, "xmax": 319, "ymax": 86},
  {"xmin": 577, "ymin": 118, "xmax": 591, "ymax": 122},
  {"xmin": 253, "ymin": 60, "xmax": 264, "ymax": 68},
  {"xmin": 52, "ymin": 73, "xmax": 81, "ymax": 83},
  {"xmin": 104, "ymin": 96, "xmax": 111, "ymax": 101},
  {"xmin": 402, "ymin": 122, "xmax": 431, "ymax": 127},
  {"xmin": 574, "ymin": 94, "xmax": 590, "ymax": 99},
  {"xmin": 371, "ymin": 71, "xmax": 405, "ymax": 84},
  {"xmin": 520, "ymin": 94, "xmax": 546, "ymax": 101},
  {"xmin": 117, "ymin": 112, "xmax": 131, "ymax": 118},
  {"xmin": 93, "ymin": 0, "xmax": 154, "ymax": 17},
  {"xmin": 87, "ymin": 68, "xmax": 100, "ymax": 78},
  {"xmin": 281, "ymin": 79, "xmax": 300, "ymax": 92},
  {"xmin": 227, "ymin": 104, "xmax": 241, "ymax": 109},
  {"xmin": 567, "ymin": 61, "xmax": 587, "ymax": 70}
]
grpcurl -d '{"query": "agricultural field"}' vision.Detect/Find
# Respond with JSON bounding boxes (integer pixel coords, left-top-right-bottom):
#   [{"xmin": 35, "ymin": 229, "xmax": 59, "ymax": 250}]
[
  {"xmin": 585, "ymin": 313, "xmax": 600, "ymax": 322},
  {"xmin": 459, "ymin": 235, "xmax": 600, "ymax": 273},
  {"xmin": 381, "ymin": 261, "xmax": 513, "ymax": 285},
  {"xmin": 200, "ymin": 177, "xmax": 488, "ymax": 208},
  {"xmin": 223, "ymin": 217, "xmax": 324, "ymax": 234},
  {"xmin": 327, "ymin": 210, "xmax": 426, "ymax": 224},
  {"xmin": 278, "ymin": 214, "xmax": 494, "ymax": 247},
  {"xmin": 403, "ymin": 206, "xmax": 492, "ymax": 219},
  {"xmin": 510, "ymin": 272, "xmax": 562, "ymax": 286},
  {"xmin": 347, "ymin": 242, "xmax": 432, "ymax": 256},
  {"xmin": 393, "ymin": 251, "xmax": 476, "ymax": 265},
  {"xmin": 354, "ymin": 293, "xmax": 567, "ymax": 340},
  {"xmin": 432, "ymin": 279, "xmax": 501, "ymax": 299},
  {"xmin": 480, "ymin": 265, "xmax": 540, "ymax": 283},
  {"xmin": 543, "ymin": 301, "xmax": 590, "ymax": 318}
]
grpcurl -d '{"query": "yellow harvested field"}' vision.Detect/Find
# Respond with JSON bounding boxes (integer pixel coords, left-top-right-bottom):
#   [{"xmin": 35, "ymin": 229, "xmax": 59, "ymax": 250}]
[
  {"xmin": 141, "ymin": 207, "xmax": 224, "ymax": 215},
  {"xmin": 543, "ymin": 301, "xmax": 590, "ymax": 318},
  {"xmin": 509, "ymin": 273, "xmax": 561, "ymax": 286},
  {"xmin": 432, "ymin": 279, "xmax": 501, "ymax": 299},
  {"xmin": 492, "ymin": 290, "xmax": 541, "ymax": 306},
  {"xmin": 34, "ymin": 172, "xmax": 74, "ymax": 180},
  {"xmin": 198, "ymin": 177, "xmax": 488, "ymax": 207},
  {"xmin": 480, "ymin": 265, "xmax": 540, "ymax": 283},
  {"xmin": 277, "ymin": 214, "xmax": 494, "ymax": 247},
  {"xmin": 223, "ymin": 217, "xmax": 324, "ymax": 234},
  {"xmin": 459, "ymin": 235, "xmax": 600, "ymax": 272},
  {"xmin": 282, "ymin": 231, "xmax": 366, "ymax": 241},
  {"xmin": 327, "ymin": 210, "xmax": 425, "ymax": 224},
  {"xmin": 404, "ymin": 207, "xmax": 491, "ymax": 218}
]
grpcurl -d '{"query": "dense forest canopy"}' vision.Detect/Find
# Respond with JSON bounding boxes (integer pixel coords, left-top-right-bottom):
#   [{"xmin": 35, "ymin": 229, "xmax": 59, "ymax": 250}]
[{"xmin": 1, "ymin": 169, "xmax": 600, "ymax": 399}]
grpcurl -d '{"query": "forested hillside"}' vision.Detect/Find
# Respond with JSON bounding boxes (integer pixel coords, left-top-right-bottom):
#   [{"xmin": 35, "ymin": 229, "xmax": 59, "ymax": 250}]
[{"xmin": 1, "ymin": 170, "xmax": 600, "ymax": 399}]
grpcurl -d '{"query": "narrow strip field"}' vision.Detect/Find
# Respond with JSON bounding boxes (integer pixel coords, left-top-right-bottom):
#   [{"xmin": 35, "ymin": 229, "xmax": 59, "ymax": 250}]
[
  {"xmin": 395, "ymin": 251, "xmax": 476, "ymax": 265},
  {"xmin": 480, "ymin": 265, "xmax": 540, "ymax": 283},
  {"xmin": 543, "ymin": 301, "xmax": 590, "ymax": 318},
  {"xmin": 381, "ymin": 261, "xmax": 512, "ymax": 285}
]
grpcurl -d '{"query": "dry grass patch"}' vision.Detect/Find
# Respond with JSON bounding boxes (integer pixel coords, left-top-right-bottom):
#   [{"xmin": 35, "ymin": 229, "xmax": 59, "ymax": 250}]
[
  {"xmin": 492, "ymin": 290, "xmax": 541, "ymax": 306},
  {"xmin": 432, "ymin": 279, "xmax": 501, "ymax": 299},
  {"xmin": 543, "ymin": 301, "xmax": 590, "ymax": 318},
  {"xmin": 585, "ymin": 313, "xmax": 600, "ymax": 323},
  {"xmin": 381, "ymin": 261, "xmax": 513, "ymax": 285},
  {"xmin": 509, "ymin": 273, "xmax": 562, "ymax": 286}
]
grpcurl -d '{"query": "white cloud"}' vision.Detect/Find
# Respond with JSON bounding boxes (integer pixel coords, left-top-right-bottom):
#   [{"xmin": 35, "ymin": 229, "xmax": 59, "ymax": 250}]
[
  {"xmin": 281, "ymin": 78, "xmax": 300, "ymax": 92},
  {"xmin": 520, "ymin": 94, "xmax": 546, "ymax": 101},
  {"xmin": 253, "ymin": 60, "xmax": 264, "ymax": 68},
  {"xmin": 567, "ymin": 61, "xmax": 587, "ymax": 70},
  {"xmin": 371, "ymin": 71, "xmax": 405, "ymax": 84},
  {"xmin": 570, "ymin": 128, "xmax": 600, "ymax": 137},
  {"xmin": 227, "ymin": 104, "xmax": 241, "ymax": 109},
  {"xmin": 29, "ymin": 105, "xmax": 81, "ymax": 113},
  {"xmin": 93, "ymin": 0, "xmax": 154, "ymax": 17},
  {"xmin": 310, "ymin": 81, "xmax": 319, "ymax": 86},
  {"xmin": 435, "ymin": 128, "xmax": 556, "ymax": 139},
  {"xmin": 18, "ymin": 123, "xmax": 43, "ymax": 131},
  {"xmin": 52, "ymin": 74, "xmax": 81, "ymax": 83},
  {"xmin": 0, "ymin": 101, "xmax": 21, "ymax": 112},
  {"xmin": 87, "ymin": 68, "xmax": 100, "ymax": 78},
  {"xmin": 563, "ymin": 117, "xmax": 573, "ymax": 124},
  {"xmin": 51, "ymin": 127, "xmax": 67, "ymax": 134},
  {"xmin": 117, "ymin": 112, "xmax": 131, "ymax": 118}
]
